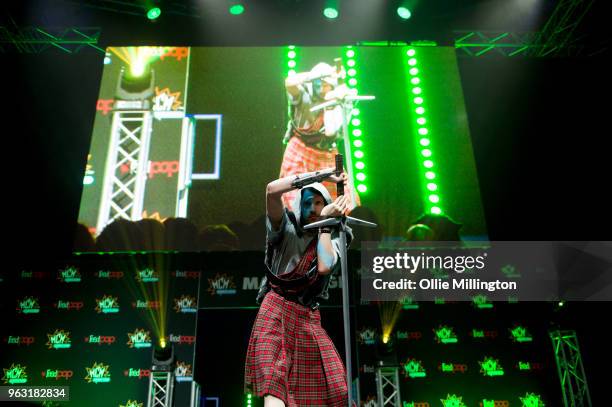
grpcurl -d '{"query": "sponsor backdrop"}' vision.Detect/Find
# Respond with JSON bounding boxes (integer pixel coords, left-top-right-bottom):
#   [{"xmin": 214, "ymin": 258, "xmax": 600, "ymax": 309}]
[{"xmin": 1, "ymin": 256, "xmax": 199, "ymax": 407}]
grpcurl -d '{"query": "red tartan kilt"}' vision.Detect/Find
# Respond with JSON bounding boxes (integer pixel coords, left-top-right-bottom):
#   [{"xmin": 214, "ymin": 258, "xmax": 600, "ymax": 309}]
[
  {"xmin": 280, "ymin": 136, "xmax": 361, "ymax": 212},
  {"xmin": 244, "ymin": 291, "xmax": 348, "ymax": 406}
]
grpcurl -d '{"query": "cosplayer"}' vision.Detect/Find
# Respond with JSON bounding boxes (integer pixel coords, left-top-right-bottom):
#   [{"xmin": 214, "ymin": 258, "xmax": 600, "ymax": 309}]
[
  {"xmin": 245, "ymin": 167, "xmax": 352, "ymax": 407},
  {"xmin": 280, "ymin": 61, "xmax": 360, "ymax": 212}
]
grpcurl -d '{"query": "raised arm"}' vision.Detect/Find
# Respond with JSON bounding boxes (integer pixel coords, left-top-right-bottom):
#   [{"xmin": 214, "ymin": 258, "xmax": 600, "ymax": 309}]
[{"xmin": 266, "ymin": 168, "xmax": 336, "ymax": 229}]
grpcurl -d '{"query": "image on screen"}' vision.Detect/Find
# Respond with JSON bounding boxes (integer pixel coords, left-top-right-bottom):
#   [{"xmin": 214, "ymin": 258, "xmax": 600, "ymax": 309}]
[{"xmin": 77, "ymin": 46, "xmax": 486, "ymax": 252}]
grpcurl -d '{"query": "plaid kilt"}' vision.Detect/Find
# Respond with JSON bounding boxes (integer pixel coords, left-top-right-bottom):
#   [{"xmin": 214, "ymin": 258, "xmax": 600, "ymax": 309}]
[
  {"xmin": 244, "ymin": 290, "xmax": 348, "ymax": 406},
  {"xmin": 280, "ymin": 136, "xmax": 360, "ymax": 212}
]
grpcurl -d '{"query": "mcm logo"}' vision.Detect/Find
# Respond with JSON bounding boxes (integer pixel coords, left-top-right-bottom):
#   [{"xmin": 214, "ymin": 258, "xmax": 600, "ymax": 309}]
[
  {"xmin": 207, "ymin": 273, "xmax": 237, "ymax": 295},
  {"xmin": 400, "ymin": 296, "xmax": 419, "ymax": 309},
  {"xmin": 479, "ymin": 357, "xmax": 504, "ymax": 377},
  {"xmin": 519, "ymin": 392, "xmax": 545, "ymax": 407},
  {"xmin": 16, "ymin": 296, "xmax": 40, "ymax": 314},
  {"xmin": 510, "ymin": 325, "xmax": 533, "ymax": 343},
  {"xmin": 174, "ymin": 295, "xmax": 197, "ymax": 313},
  {"xmin": 120, "ymin": 401, "xmax": 144, "ymax": 407},
  {"xmin": 127, "ymin": 329, "xmax": 152, "ymax": 349},
  {"xmin": 357, "ymin": 328, "xmax": 377, "ymax": 345},
  {"xmin": 174, "ymin": 361, "xmax": 193, "ymax": 382},
  {"xmin": 85, "ymin": 362, "xmax": 111, "ymax": 383},
  {"xmin": 440, "ymin": 394, "xmax": 466, "ymax": 407},
  {"xmin": 434, "ymin": 325, "xmax": 458, "ymax": 344},
  {"xmin": 47, "ymin": 329, "xmax": 71, "ymax": 349},
  {"xmin": 58, "ymin": 266, "xmax": 81, "ymax": 283},
  {"xmin": 95, "ymin": 295, "xmax": 119, "ymax": 314},
  {"xmin": 153, "ymin": 87, "xmax": 182, "ymax": 112},
  {"xmin": 472, "ymin": 294, "xmax": 493, "ymax": 309},
  {"xmin": 2, "ymin": 363, "xmax": 28, "ymax": 384},
  {"xmin": 135, "ymin": 268, "xmax": 159, "ymax": 283},
  {"xmin": 402, "ymin": 358, "xmax": 426, "ymax": 378}
]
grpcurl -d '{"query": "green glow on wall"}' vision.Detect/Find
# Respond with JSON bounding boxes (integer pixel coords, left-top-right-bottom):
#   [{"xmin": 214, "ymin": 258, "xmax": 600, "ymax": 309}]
[{"xmin": 343, "ymin": 46, "xmax": 368, "ymax": 194}]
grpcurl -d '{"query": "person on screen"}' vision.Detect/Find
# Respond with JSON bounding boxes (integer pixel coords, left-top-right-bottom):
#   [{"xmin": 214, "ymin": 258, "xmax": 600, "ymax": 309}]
[
  {"xmin": 279, "ymin": 61, "xmax": 360, "ymax": 212},
  {"xmin": 245, "ymin": 168, "xmax": 352, "ymax": 407}
]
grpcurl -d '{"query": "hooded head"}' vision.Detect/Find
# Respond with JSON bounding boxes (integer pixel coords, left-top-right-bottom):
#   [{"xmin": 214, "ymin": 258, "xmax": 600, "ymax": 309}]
[
  {"xmin": 291, "ymin": 182, "xmax": 333, "ymax": 228},
  {"xmin": 310, "ymin": 62, "xmax": 337, "ymax": 99}
]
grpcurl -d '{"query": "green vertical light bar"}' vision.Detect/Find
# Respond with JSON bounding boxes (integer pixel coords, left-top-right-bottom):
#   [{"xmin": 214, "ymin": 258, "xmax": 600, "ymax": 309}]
[
  {"xmin": 286, "ymin": 45, "xmax": 299, "ymax": 77},
  {"xmin": 343, "ymin": 46, "xmax": 368, "ymax": 194},
  {"xmin": 246, "ymin": 392, "xmax": 252, "ymax": 406},
  {"xmin": 405, "ymin": 47, "xmax": 443, "ymax": 215}
]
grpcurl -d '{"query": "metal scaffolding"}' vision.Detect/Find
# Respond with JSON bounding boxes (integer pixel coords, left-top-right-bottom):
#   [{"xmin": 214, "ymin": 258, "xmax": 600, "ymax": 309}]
[
  {"xmin": 0, "ymin": 26, "xmax": 102, "ymax": 53},
  {"xmin": 96, "ymin": 110, "xmax": 153, "ymax": 234},
  {"xmin": 530, "ymin": 0, "xmax": 595, "ymax": 57},
  {"xmin": 375, "ymin": 366, "xmax": 401, "ymax": 407},
  {"xmin": 147, "ymin": 371, "xmax": 175, "ymax": 407},
  {"xmin": 550, "ymin": 330, "xmax": 592, "ymax": 407}
]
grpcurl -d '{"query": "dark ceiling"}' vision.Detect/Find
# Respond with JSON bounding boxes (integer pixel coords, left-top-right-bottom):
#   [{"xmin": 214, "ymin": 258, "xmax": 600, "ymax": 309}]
[{"xmin": 1, "ymin": 0, "xmax": 609, "ymax": 52}]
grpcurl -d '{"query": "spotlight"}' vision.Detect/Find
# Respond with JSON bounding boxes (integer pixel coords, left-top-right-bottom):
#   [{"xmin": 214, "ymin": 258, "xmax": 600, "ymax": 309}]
[
  {"xmin": 147, "ymin": 7, "xmax": 161, "ymax": 20},
  {"xmin": 323, "ymin": 7, "xmax": 339, "ymax": 19},
  {"xmin": 229, "ymin": 4, "xmax": 244, "ymax": 15},
  {"xmin": 375, "ymin": 334, "xmax": 398, "ymax": 366},
  {"xmin": 397, "ymin": 7, "xmax": 411, "ymax": 20},
  {"xmin": 152, "ymin": 344, "xmax": 175, "ymax": 372}
]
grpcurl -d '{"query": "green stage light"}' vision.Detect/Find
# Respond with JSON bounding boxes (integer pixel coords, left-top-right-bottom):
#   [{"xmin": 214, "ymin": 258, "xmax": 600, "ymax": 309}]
[
  {"xmin": 421, "ymin": 149, "xmax": 432, "ymax": 157},
  {"xmin": 353, "ymin": 140, "xmax": 363, "ymax": 147},
  {"xmin": 348, "ymin": 78, "xmax": 358, "ymax": 86},
  {"xmin": 416, "ymin": 107, "xmax": 425, "ymax": 114},
  {"xmin": 431, "ymin": 206, "xmax": 441, "ymax": 214},
  {"xmin": 147, "ymin": 7, "xmax": 161, "ymax": 20},
  {"xmin": 323, "ymin": 7, "xmax": 339, "ymax": 19},
  {"xmin": 411, "ymin": 77, "xmax": 420, "ymax": 85},
  {"xmin": 423, "ymin": 160, "xmax": 433, "ymax": 168},
  {"xmin": 346, "ymin": 50, "xmax": 355, "ymax": 58},
  {"xmin": 288, "ymin": 60, "xmax": 296, "ymax": 68},
  {"xmin": 229, "ymin": 4, "xmax": 245, "ymax": 15},
  {"xmin": 353, "ymin": 129, "xmax": 362, "ymax": 137},
  {"xmin": 348, "ymin": 68, "xmax": 357, "ymax": 77},
  {"xmin": 412, "ymin": 87, "xmax": 422, "ymax": 94},
  {"xmin": 355, "ymin": 150, "xmax": 364, "ymax": 158},
  {"xmin": 420, "ymin": 138, "xmax": 430, "ymax": 146},
  {"xmin": 347, "ymin": 59, "xmax": 356, "ymax": 67},
  {"xmin": 429, "ymin": 194, "xmax": 440, "ymax": 203},
  {"xmin": 414, "ymin": 97, "xmax": 423, "ymax": 104},
  {"xmin": 288, "ymin": 69, "xmax": 296, "ymax": 76},
  {"xmin": 356, "ymin": 161, "xmax": 365, "ymax": 169},
  {"xmin": 357, "ymin": 184, "xmax": 367, "ymax": 193},
  {"xmin": 409, "ymin": 67, "xmax": 419, "ymax": 75},
  {"xmin": 352, "ymin": 108, "xmax": 360, "ymax": 115},
  {"xmin": 417, "ymin": 118, "xmax": 426, "ymax": 125},
  {"xmin": 287, "ymin": 50, "xmax": 296, "ymax": 58},
  {"xmin": 408, "ymin": 58, "xmax": 417, "ymax": 66},
  {"xmin": 427, "ymin": 183, "xmax": 437, "ymax": 191},
  {"xmin": 397, "ymin": 7, "xmax": 411, "ymax": 20},
  {"xmin": 356, "ymin": 173, "xmax": 366, "ymax": 181},
  {"xmin": 352, "ymin": 118, "xmax": 361, "ymax": 126},
  {"xmin": 418, "ymin": 128, "xmax": 428, "ymax": 135},
  {"xmin": 425, "ymin": 171, "xmax": 436, "ymax": 179},
  {"xmin": 407, "ymin": 49, "xmax": 416, "ymax": 57}
]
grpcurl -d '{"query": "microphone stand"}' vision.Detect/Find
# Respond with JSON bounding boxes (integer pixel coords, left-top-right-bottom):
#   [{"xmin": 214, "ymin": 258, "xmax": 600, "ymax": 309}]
[
  {"xmin": 310, "ymin": 93, "xmax": 375, "ymax": 208},
  {"xmin": 303, "ymin": 206, "xmax": 376, "ymax": 407}
]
